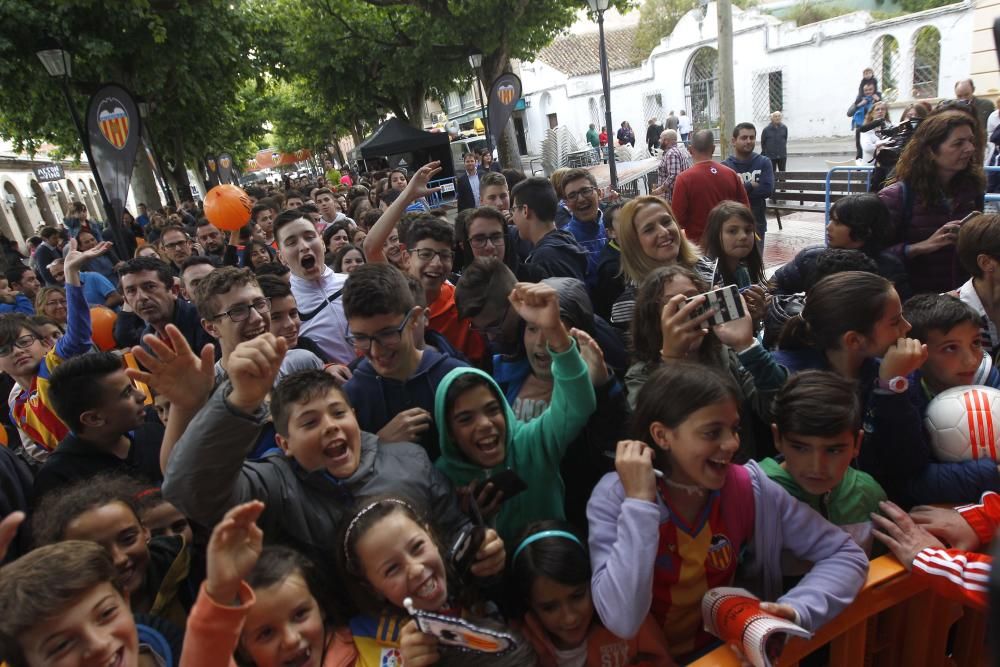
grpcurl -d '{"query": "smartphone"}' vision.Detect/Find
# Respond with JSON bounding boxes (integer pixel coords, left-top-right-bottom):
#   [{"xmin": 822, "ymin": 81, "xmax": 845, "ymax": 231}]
[
  {"xmin": 957, "ymin": 211, "xmax": 982, "ymax": 226},
  {"xmin": 686, "ymin": 285, "xmax": 746, "ymax": 326},
  {"xmin": 485, "ymin": 468, "xmax": 528, "ymax": 501},
  {"xmin": 449, "ymin": 492, "xmax": 486, "ymax": 577}
]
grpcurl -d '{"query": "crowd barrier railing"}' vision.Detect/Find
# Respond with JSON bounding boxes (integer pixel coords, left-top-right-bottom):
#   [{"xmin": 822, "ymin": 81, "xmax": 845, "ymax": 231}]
[{"xmin": 689, "ymin": 554, "xmax": 988, "ymax": 666}]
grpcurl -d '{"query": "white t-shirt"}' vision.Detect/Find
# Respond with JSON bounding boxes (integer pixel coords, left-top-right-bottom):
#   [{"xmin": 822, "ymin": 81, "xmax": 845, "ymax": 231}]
[
  {"xmin": 290, "ymin": 266, "xmax": 353, "ymax": 364},
  {"xmin": 678, "ymin": 115, "xmax": 693, "ymax": 134}
]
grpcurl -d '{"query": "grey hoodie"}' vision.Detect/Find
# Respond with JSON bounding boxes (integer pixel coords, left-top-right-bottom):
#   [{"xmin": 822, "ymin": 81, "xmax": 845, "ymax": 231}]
[{"xmin": 162, "ymin": 380, "xmax": 470, "ymax": 558}]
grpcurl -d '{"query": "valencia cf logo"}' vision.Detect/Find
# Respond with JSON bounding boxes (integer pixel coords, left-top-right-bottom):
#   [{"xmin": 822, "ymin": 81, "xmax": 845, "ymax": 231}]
[
  {"xmin": 497, "ymin": 84, "xmax": 515, "ymax": 106},
  {"xmin": 207, "ymin": 159, "xmax": 217, "ymax": 172},
  {"xmin": 707, "ymin": 534, "xmax": 734, "ymax": 571},
  {"xmin": 97, "ymin": 98, "xmax": 130, "ymax": 150},
  {"xmin": 379, "ymin": 648, "xmax": 402, "ymax": 667},
  {"xmin": 220, "ymin": 156, "xmax": 231, "ymax": 169}
]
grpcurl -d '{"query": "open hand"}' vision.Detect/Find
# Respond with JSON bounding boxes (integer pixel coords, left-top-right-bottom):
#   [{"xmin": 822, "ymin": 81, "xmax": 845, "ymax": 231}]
[
  {"xmin": 206, "ymin": 501, "xmax": 265, "ymax": 605},
  {"xmin": 910, "ymin": 505, "xmax": 980, "ymax": 550},
  {"xmin": 872, "ymin": 500, "xmax": 945, "ymax": 570},
  {"xmin": 127, "ymin": 324, "xmax": 217, "ymax": 412},
  {"xmin": 405, "ymin": 161, "xmax": 443, "ymax": 201},
  {"xmin": 570, "ymin": 327, "xmax": 610, "ymax": 387}
]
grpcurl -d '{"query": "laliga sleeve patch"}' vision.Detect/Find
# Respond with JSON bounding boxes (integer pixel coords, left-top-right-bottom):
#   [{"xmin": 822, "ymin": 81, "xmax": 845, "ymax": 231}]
[{"xmin": 403, "ymin": 598, "xmax": 517, "ymax": 655}]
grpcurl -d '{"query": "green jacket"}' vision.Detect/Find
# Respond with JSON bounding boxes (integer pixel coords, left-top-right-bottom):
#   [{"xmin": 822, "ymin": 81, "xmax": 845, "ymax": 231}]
[
  {"xmin": 759, "ymin": 456, "xmax": 886, "ymax": 555},
  {"xmin": 586, "ymin": 128, "xmax": 600, "ymax": 148},
  {"xmin": 434, "ymin": 340, "xmax": 596, "ymax": 542}
]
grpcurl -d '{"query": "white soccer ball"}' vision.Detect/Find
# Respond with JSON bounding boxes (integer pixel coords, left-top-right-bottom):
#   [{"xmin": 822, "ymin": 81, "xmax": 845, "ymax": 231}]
[{"xmin": 924, "ymin": 385, "xmax": 1000, "ymax": 462}]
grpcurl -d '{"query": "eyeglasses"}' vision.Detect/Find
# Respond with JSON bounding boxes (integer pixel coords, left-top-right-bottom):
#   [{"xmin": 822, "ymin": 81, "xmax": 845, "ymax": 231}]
[
  {"xmin": 468, "ymin": 233, "xmax": 505, "ymax": 249},
  {"xmin": 0, "ymin": 334, "xmax": 38, "ymax": 357},
  {"xmin": 210, "ymin": 297, "xmax": 271, "ymax": 322},
  {"xmin": 412, "ymin": 248, "xmax": 454, "ymax": 263},
  {"xmin": 163, "ymin": 239, "xmax": 191, "ymax": 250},
  {"xmin": 345, "ymin": 310, "xmax": 413, "ymax": 351},
  {"xmin": 565, "ymin": 186, "xmax": 597, "ymax": 202}
]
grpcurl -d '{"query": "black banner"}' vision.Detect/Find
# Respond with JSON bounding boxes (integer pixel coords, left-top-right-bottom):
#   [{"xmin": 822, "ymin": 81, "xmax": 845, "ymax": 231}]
[
  {"xmin": 85, "ymin": 84, "xmax": 141, "ymax": 229},
  {"xmin": 217, "ymin": 152, "xmax": 234, "ymax": 185},
  {"xmin": 205, "ymin": 155, "xmax": 220, "ymax": 187},
  {"xmin": 487, "ymin": 73, "xmax": 522, "ymax": 150},
  {"xmin": 32, "ymin": 164, "xmax": 64, "ymax": 182}
]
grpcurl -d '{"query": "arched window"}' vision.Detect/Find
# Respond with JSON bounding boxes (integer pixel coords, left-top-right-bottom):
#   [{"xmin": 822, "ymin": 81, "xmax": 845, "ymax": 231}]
[
  {"xmin": 685, "ymin": 47, "xmax": 719, "ymax": 130},
  {"xmin": 589, "ymin": 97, "xmax": 600, "ymax": 128},
  {"xmin": 912, "ymin": 26, "xmax": 940, "ymax": 99},
  {"xmin": 872, "ymin": 35, "xmax": 901, "ymax": 102}
]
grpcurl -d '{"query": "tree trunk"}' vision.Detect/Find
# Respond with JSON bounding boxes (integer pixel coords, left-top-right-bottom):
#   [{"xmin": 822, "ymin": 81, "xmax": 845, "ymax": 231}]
[
  {"xmin": 168, "ymin": 136, "xmax": 193, "ymax": 202},
  {"xmin": 497, "ymin": 118, "xmax": 521, "ymax": 172},
  {"xmin": 132, "ymin": 153, "xmax": 163, "ymax": 211}
]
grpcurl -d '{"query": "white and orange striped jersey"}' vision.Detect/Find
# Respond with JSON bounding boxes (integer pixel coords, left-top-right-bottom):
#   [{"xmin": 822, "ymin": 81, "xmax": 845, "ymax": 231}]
[{"xmin": 909, "ymin": 491, "xmax": 1000, "ymax": 611}]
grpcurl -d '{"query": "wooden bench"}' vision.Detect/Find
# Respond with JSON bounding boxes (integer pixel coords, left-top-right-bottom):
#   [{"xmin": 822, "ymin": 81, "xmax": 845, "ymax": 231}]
[{"xmin": 768, "ymin": 169, "xmax": 873, "ymax": 228}]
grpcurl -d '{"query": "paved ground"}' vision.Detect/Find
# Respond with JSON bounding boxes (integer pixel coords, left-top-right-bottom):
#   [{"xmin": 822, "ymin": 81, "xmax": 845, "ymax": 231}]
[{"xmin": 761, "ymin": 211, "xmax": 826, "ymax": 271}]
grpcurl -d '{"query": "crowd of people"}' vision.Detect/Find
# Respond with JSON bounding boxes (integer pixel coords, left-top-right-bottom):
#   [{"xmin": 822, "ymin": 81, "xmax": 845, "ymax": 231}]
[{"xmin": 0, "ymin": 89, "xmax": 997, "ymax": 667}]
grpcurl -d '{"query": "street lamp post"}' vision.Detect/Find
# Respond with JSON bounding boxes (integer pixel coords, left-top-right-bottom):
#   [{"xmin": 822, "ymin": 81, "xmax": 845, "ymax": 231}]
[
  {"xmin": 36, "ymin": 44, "xmax": 128, "ymax": 251},
  {"xmin": 468, "ymin": 51, "xmax": 492, "ymax": 154},
  {"xmin": 588, "ymin": 0, "xmax": 617, "ymax": 189}
]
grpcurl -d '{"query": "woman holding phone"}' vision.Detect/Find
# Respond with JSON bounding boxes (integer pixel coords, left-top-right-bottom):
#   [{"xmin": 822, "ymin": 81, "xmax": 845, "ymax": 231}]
[{"xmin": 878, "ymin": 109, "xmax": 986, "ymax": 293}]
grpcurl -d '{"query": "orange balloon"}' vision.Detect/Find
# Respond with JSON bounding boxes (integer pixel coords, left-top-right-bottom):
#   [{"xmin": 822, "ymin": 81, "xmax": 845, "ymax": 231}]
[
  {"xmin": 204, "ymin": 184, "xmax": 252, "ymax": 231},
  {"xmin": 90, "ymin": 306, "xmax": 118, "ymax": 351}
]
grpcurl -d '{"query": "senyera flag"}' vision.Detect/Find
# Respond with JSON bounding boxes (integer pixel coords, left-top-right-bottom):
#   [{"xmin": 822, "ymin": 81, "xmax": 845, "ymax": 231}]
[
  {"xmin": 86, "ymin": 83, "xmax": 141, "ymax": 247},
  {"xmin": 487, "ymin": 73, "xmax": 522, "ymax": 150}
]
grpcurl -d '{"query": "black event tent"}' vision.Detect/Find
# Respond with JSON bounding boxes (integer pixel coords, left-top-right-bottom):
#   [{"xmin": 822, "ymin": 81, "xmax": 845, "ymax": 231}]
[{"xmin": 357, "ymin": 117, "xmax": 454, "ymax": 176}]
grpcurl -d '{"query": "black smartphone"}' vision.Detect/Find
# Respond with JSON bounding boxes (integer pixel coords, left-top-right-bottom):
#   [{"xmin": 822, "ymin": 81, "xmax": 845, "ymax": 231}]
[
  {"xmin": 686, "ymin": 284, "xmax": 746, "ymax": 326},
  {"xmin": 486, "ymin": 468, "xmax": 528, "ymax": 501},
  {"xmin": 449, "ymin": 491, "xmax": 486, "ymax": 576}
]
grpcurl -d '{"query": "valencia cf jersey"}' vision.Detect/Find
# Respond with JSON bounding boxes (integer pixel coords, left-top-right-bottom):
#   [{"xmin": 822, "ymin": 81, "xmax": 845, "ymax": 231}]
[{"xmin": 652, "ymin": 484, "xmax": 742, "ymax": 657}]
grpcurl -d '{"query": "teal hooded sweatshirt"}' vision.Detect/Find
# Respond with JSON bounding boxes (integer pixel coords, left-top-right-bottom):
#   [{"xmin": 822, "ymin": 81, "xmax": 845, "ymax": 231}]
[{"xmin": 434, "ymin": 340, "xmax": 596, "ymax": 542}]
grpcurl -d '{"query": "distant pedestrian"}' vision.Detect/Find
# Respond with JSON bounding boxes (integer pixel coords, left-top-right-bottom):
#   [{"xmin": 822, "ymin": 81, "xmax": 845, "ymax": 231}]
[
  {"xmin": 652, "ymin": 130, "xmax": 692, "ymax": 203},
  {"xmin": 677, "ymin": 110, "xmax": 692, "ymax": 143},
  {"xmin": 761, "ymin": 111, "xmax": 788, "ymax": 172},
  {"xmin": 848, "ymin": 74, "xmax": 881, "ymax": 161},
  {"xmin": 665, "ymin": 110, "xmax": 679, "ymax": 131},
  {"xmin": 599, "ymin": 126, "xmax": 609, "ymax": 162},
  {"xmin": 645, "ymin": 118, "xmax": 663, "ymax": 153},
  {"xmin": 586, "ymin": 123, "xmax": 601, "ymax": 161},
  {"xmin": 954, "ymin": 78, "xmax": 996, "ymax": 140},
  {"xmin": 617, "ymin": 121, "xmax": 636, "ymax": 147}
]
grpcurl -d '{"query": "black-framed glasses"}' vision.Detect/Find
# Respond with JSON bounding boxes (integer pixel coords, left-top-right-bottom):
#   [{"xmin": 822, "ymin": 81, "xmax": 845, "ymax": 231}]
[
  {"xmin": 412, "ymin": 248, "xmax": 454, "ymax": 263},
  {"xmin": 471, "ymin": 302, "xmax": 511, "ymax": 336},
  {"xmin": 210, "ymin": 297, "xmax": 271, "ymax": 322},
  {"xmin": 345, "ymin": 310, "xmax": 414, "ymax": 351},
  {"xmin": 565, "ymin": 186, "xmax": 597, "ymax": 202},
  {"xmin": 468, "ymin": 233, "xmax": 505, "ymax": 249},
  {"xmin": 163, "ymin": 238, "xmax": 191, "ymax": 250},
  {"xmin": 0, "ymin": 334, "xmax": 38, "ymax": 357}
]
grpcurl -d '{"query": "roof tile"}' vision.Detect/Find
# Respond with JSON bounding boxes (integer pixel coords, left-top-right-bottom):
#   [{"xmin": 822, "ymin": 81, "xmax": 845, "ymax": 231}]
[{"xmin": 537, "ymin": 26, "xmax": 642, "ymax": 77}]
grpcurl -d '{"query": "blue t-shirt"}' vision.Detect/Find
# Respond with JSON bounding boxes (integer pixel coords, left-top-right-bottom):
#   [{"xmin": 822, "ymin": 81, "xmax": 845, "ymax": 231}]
[{"xmin": 80, "ymin": 271, "xmax": 118, "ymax": 309}]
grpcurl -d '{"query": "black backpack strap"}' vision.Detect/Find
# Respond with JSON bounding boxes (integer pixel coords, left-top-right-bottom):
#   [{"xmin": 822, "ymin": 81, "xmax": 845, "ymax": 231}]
[{"xmin": 299, "ymin": 288, "xmax": 344, "ymax": 323}]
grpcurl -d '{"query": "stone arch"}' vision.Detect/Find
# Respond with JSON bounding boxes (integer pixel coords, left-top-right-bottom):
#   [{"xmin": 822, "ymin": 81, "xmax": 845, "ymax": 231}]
[
  {"xmin": 684, "ymin": 47, "xmax": 719, "ymax": 130},
  {"xmin": 29, "ymin": 179, "xmax": 57, "ymax": 227},
  {"xmin": 3, "ymin": 181, "xmax": 34, "ymax": 238}
]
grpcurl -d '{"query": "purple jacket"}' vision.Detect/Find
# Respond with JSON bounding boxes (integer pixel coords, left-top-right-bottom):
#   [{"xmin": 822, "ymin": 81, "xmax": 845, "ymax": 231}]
[
  {"xmin": 587, "ymin": 460, "xmax": 868, "ymax": 639},
  {"xmin": 878, "ymin": 180, "xmax": 983, "ymax": 294}
]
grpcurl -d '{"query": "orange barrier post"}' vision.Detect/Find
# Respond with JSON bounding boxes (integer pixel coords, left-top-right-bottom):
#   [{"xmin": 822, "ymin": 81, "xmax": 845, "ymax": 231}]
[
  {"xmin": 123, "ymin": 351, "xmax": 154, "ymax": 406},
  {"xmin": 688, "ymin": 555, "xmax": 989, "ymax": 667}
]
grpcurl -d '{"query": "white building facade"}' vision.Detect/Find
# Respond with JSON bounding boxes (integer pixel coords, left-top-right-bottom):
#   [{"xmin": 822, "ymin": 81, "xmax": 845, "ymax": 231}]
[{"xmin": 519, "ymin": 1, "xmax": 977, "ymax": 153}]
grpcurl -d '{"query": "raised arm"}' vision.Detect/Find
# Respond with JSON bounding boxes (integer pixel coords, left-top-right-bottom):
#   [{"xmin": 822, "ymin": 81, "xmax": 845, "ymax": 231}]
[
  {"xmin": 363, "ymin": 161, "xmax": 442, "ymax": 263},
  {"xmin": 56, "ymin": 238, "xmax": 112, "ymax": 358}
]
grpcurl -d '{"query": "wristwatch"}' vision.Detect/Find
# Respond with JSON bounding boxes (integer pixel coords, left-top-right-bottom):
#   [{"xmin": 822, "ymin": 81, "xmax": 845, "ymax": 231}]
[{"xmin": 876, "ymin": 376, "xmax": 909, "ymax": 394}]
